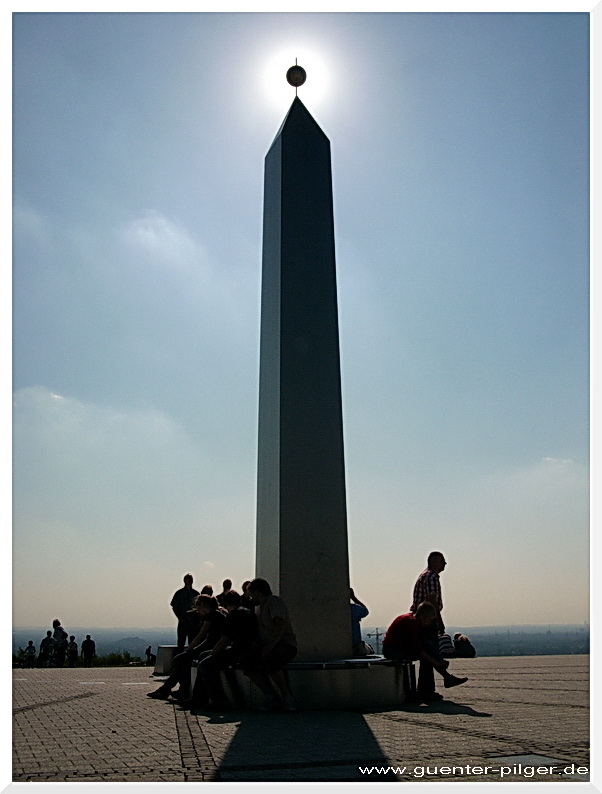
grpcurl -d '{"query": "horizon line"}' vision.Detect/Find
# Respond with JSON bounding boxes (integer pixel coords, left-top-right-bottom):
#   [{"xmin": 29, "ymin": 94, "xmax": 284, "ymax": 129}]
[{"xmin": 13, "ymin": 621, "xmax": 590, "ymax": 631}]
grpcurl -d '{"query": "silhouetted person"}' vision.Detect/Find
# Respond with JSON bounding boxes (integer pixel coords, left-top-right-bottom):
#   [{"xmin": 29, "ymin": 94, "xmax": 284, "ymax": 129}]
[
  {"xmin": 24, "ymin": 641, "xmax": 37, "ymax": 668},
  {"xmin": 145, "ymin": 645, "xmax": 156, "ymax": 665},
  {"xmin": 410, "ymin": 551, "xmax": 447, "ymax": 634},
  {"xmin": 454, "ymin": 633, "xmax": 476, "ymax": 658},
  {"xmin": 67, "ymin": 636, "xmax": 78, "ymax": 667},
  {"xmin": 194, "ymin": 589, "xmax": 259, "ymax": 709},
  {"xmin": 52, "ymin": 619, "xmax": 69, "ymax": 667},
  {"xmin": 216, "ymin": 579, "xmax": 233, "ymax": 607},
  {"xmin": 410, "ymin": 551, "xmax": 448, "ymax": 684},
  {"xmin": 81, "ymin": 635, "xmax": 96, "ymax": 666},
  {"xmin": 240, "ymin": 580, "xmax": 254, "ymax": 610},
  {"xmin": 244, "ymin": 578, "xmax": 298, "ymax": 711},
  {"xmin": 148, "ymin": 595, "xmax": 226, "ymax": 701},
  {"xmin": 201, "ymin": 584, "xmax": 214, "ymax": 596},
  {"xmin": 171, "ymin": 574, "xmax": 200, "ymax": 651},
  {"xmin": 383, "ymin": 602, "xmax": 467, "ymax": 702},
  {"xmin": 350, "ymin": 588, "xmax": 370, "ymax": 656},
  {"xmin": 39, "ymin": 631, "xmax": 56, "ymax": 667}
]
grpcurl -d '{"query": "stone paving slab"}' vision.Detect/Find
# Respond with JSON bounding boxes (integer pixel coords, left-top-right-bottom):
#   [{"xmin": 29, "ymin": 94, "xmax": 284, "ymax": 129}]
[{"xmin": 12, "ymin": 654, "xmax": 591, "ymax": 785}]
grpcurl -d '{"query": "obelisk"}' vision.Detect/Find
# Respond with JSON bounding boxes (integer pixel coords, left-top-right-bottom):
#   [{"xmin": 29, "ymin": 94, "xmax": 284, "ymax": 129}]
[{"xmin": 256, "ymin": 67, "xmax": 352, "ymax": 661}]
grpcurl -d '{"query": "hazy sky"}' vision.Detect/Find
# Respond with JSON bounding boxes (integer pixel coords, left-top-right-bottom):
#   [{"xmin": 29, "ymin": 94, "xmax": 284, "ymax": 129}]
[{"xmin": 12, "ymin": 11, "xmax": 589, "ymax": 630}]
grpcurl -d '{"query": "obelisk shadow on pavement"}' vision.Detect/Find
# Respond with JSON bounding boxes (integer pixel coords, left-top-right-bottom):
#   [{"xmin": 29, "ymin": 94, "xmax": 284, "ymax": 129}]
[{"xmin": 200, "ymin": 709, "xmax": 398, "ymax": 782}]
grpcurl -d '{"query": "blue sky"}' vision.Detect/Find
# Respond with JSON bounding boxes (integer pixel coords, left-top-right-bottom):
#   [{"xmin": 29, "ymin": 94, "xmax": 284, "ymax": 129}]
[{"xmin": 11, "ymin": 11, "xmax": 589, "ymax": 630}]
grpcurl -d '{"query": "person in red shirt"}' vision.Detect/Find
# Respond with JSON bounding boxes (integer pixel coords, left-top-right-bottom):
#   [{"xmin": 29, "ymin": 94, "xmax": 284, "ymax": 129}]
[{"xmin": 383, "ymin": 602, "xmax": 467, "ymax": 702}]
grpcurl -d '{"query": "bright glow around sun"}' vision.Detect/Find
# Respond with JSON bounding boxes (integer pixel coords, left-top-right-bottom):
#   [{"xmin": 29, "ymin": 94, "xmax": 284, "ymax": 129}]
[{"xmin": 262, "ymin": 47, "xmax": 331, "ymax": 111}]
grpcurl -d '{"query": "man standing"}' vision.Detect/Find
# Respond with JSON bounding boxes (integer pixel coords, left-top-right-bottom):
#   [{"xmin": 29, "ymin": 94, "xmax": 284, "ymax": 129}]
[
  {"xmin": 24, "ymin": 641, "xmax": 37, "ymax": 668},
  {"xmin": 39, "ymin": 631, "xmax": 56, "ymax": 667},
  {"xmin": 81, "ymin": 635, "xmax": 96, "ymax": 667},
  {"xmin": 67, "ymin": 636, "xmax": 79, "ymax": 667},
  {"xmin": 383, "ymin": 602, "xmax": 467, "ymax": 701},
  {"xmin": 216, "ymin": 579, "xmax": 233, "ymax": 607},
  {"xmin": 52, "ymin": 619, "xmax": 69, "ymax": 667},
  {"xmin": 411, "ymin": 551, "xmax": 447, "ymax": 634},
  {"xmin": 244, "ymin": 578, "xmax": 298, "ymax": 711},
  {"xmin": 170, "ymin": 574, "xmax": 200, "ymax": 651}
]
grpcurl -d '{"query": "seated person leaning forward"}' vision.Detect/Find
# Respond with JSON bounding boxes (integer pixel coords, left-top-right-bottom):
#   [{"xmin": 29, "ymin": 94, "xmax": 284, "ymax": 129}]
[
  {"xmin": 382, "ymin": 602, "xmax": 468, "ymax": 702},
  {"xmin": 188, "ymin": 589, "xmax": 259, "ymax": 710},
  {"xmin": 242, "ymin": 578, "xmax": 298, "ymax": 712},
  {"xmin": 147, "ymin": 595, "xmax": 226, "ymax": 700}
]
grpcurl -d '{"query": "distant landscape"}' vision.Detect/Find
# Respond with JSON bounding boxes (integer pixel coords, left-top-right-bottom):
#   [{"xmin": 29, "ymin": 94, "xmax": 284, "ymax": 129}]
[
  {"xmin": 13, "ymin": 624, "xmax": 589, "ymax": 660},
  {"xmin": 363, "ymin": 624, "xmax": 589, "ymax": 657}
]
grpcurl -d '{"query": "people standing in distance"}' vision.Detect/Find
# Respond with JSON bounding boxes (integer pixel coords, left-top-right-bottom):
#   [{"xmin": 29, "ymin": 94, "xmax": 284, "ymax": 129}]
[
  {"xmin": 81, "ymin": 634, "xmax": 96, "ymax": 667},
  {"xmin": 38, "ymin": 631, "xmax": 56, "ymax": 667},
  {"xmin": 383, "ymin": 602, "xmax": 467, "ymax": 702},
  {"xmin": 170, "ymin": 574, "xmax": 200, "ymax": 651},
  {"xmin": 67, "ymin": 636, "xmax": 79, "ymax": 667},
  {"xmin": 24, "ymin": 641, "xmax": 37, "ymax": 668},
  {"xmin": 52, "ymin": 619, "xmax": 69, "ymax": 667}
]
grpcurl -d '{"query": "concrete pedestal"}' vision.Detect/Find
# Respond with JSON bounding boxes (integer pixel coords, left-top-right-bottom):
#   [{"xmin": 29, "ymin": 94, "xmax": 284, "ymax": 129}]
[
  {"xmin": 191, "ymin": 658, "xmax": 415, "ymax": 711},
  {"xmin": 154, "ymin": 645, "xmax": 178, "ymax": 675}
]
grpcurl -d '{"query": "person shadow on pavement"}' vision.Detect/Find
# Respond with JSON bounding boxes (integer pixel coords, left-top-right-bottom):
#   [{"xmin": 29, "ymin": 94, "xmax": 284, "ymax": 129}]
[{"xmin": 399, "ymin": 700, "xmax": 492, "ymax": 717}]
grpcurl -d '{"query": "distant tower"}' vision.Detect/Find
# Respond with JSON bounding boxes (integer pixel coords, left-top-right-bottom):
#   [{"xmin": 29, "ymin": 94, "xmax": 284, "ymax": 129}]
[{"xmin": 256, "ymin": 88, "xmax": 351, "ymax": 661}]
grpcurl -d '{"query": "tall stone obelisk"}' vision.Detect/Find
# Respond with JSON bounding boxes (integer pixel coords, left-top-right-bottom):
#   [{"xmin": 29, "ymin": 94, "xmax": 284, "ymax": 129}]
[{"xmin": 256, "ymin": 84, "xmax": 352, "ymax": 662}]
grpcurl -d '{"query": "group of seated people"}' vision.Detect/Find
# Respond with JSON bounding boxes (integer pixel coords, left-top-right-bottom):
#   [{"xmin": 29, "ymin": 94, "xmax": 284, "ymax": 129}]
[
  {"xmin": 149, "ymin": 578, "xmax": 298, "ymax": 712},
  {"xmin": 153, "ymin": 572, "xmax": 469, "ymax": 712}
]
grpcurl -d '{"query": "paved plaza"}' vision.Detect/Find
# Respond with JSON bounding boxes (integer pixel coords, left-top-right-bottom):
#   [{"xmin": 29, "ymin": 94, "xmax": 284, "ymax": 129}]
[{"xmin": 12, "ymin": 654, "xmax": 590, "ymax": 784}]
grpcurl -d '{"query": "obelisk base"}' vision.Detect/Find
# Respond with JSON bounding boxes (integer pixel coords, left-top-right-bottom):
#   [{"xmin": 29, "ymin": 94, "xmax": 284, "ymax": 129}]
[{"xmin": 190, "ymin": 658, "xmax": 414, "ymax": 710}]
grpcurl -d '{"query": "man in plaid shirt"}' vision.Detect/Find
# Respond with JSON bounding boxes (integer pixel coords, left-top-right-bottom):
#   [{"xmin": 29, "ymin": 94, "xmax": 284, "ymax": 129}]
[{"xmin": 410, "ymin": 551, "xmax": 447, "ymax": 634}]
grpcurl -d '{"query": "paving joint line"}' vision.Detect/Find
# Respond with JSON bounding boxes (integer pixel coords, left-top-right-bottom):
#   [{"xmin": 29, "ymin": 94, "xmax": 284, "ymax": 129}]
[
  {"xmin": 17, "ymin": 765, "xmax": 189, "ymax": 783},
  {"xmin": 379, "ymin": 711, "xmax": 577, "ymax": 752},
  {"xmin": 468, "ymin": 683, "xmax": 587, "ymax": 689},
  {"xmin": 174, "ymin": 705, "xmax": 220, "ymax": 781},
  {"xmin": 463, "ymin": 697, "xmax": 588, "ymax": 709},
  {"xmin": 13, "ymin": 691, "xmax": 99, "ymax": 713}
]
